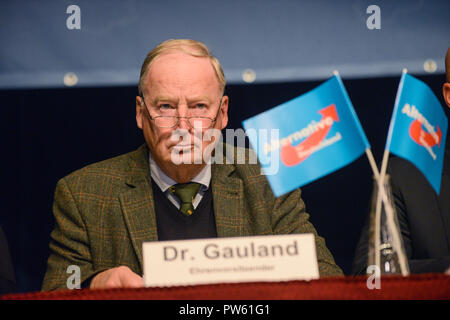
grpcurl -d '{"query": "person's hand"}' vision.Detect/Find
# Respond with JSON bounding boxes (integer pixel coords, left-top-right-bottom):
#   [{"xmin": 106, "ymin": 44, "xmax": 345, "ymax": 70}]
[{"xmin": 90, "ymin": 266, "xmax": 143, "ymax": 289}]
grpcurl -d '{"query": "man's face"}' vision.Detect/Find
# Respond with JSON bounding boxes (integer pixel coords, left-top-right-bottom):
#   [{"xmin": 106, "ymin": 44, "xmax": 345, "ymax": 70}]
[{"xmin": 136, "ymin": 52, "xmax": 228, "ymax": 171}]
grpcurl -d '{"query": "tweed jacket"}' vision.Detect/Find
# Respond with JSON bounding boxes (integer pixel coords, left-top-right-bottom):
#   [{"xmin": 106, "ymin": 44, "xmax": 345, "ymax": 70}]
[{"xmin": 42, "ymin": 144, "xmax": 343, "ymax": 290}]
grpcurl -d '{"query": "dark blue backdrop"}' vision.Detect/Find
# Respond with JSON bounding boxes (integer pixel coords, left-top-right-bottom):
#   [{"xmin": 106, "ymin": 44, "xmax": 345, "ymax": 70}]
[
  {"xmin": 1, "ymin": 73, "xmax": 448, "ymax": 292},
  {"xmin": 1, "ymin": 0, "xmax": 449, "ymax": 88},
  {"xmin": 1, "ymin": 0, "xmax": 449, "ymax": 293}
]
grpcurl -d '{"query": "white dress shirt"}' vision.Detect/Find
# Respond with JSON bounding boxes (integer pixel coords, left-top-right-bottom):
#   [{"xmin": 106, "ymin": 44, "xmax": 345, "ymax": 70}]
[{"xmin": 149, "ymin": 153, "xmax": 211, "ymax": 210}]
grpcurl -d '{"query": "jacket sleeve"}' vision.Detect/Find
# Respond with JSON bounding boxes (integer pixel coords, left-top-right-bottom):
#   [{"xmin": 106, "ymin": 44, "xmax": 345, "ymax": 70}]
[
  {"xmin": 351, "ymin": 159, "xmax": 450, "ymax": 275},
  {"xmin": 388, "ymin": 162, "xmax": 450, "ymax": 273},
  {"xmin": 271, "ymin": 188, "xmax": 344, "ymax": 277},
  {"xmin": 41, "ymin": 178, "xmax": 107, "ymax": 291}
]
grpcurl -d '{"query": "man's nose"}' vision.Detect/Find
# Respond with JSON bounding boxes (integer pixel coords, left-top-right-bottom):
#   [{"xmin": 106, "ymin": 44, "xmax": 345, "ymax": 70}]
[
  {"xmin": 176, "ymin": 105, "xmax": 192, "ymax": 130},
  {"xmin": 177, "ymin": 117, "xmax": 191, "ymax": 130}
]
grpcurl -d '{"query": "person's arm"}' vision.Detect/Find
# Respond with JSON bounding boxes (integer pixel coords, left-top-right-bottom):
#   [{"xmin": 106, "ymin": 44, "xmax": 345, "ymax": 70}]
[
  {"xmin": 351, "ymin": 159, "xmax": 414, "ymax": 276},
  {"xmin": 42, "ymin": 178, "xmax": 107, "ymax": 290},
  {"xmin": 391, "ymin": 171, "xmax": 450, "ymax": 273},
  {"xmin": 89, "ymin": 266, "xmax": 142, "ymax": 289},
  {"xmin": 271, "ymin": 188, "xmax": 344, "ymax": 277},
  {"xmin": 408, "ymin": 257, "xmax": 450, "ymax": 273},
  {"xmin": 352, "ymin": 202, "xmax": 450, "ymax": 274},
  {"xmin": 351, "ymin": 172, "xmax": 411, "ymax": 275},
  {"xmin": 42, "ymin": 178, "xmax": 144, "ymax": 291},
  {"xmin": 352, "ymin": 160, "xmax": 450, "ymax": 275}
]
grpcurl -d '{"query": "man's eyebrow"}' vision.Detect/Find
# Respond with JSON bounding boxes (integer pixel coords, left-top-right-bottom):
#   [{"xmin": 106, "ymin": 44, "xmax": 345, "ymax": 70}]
[
  {"xmin": 150, "ymin": 96, "xmax": 178, "ymax": 104},
  {"xmin": 150, "ymin": 96, "xmax": 213, "ymax": 104},
  {"xmin": 186, "ymin": 96, "xmax": 213, "ymax": 103}
]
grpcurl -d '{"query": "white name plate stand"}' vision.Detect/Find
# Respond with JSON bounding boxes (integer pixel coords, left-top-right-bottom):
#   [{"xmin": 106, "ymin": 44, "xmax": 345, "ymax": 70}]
[{"xmin": 143, "ymin": 233, "xmax": 319, "ymax": 287}]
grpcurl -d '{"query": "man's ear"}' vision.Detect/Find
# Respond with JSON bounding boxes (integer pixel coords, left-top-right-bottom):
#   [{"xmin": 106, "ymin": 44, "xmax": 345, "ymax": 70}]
[
  {"xmin": 220, "ymin": 95, "xmax": 229, "ymax": 130},
  {"xmin": 443, "ymin": 83, "xmax": 450, "ymax": 109},
  {"xmin": 136, "ymin": 96, "xmax": 143, "ymax": 130}
]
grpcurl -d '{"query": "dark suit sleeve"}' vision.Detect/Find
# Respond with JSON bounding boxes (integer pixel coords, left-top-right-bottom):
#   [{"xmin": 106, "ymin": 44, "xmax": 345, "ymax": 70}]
[
  {"xmin": 408, "ymin": 257, "xmax": 450, "ymax": 273},
  {"xmin": 352, "ymin": 165, "xmax": 413, "ymax": 275},
  {"xmin": 0, "ymin": 226, "xmax": 16, "ymax": 295},
  {"xmin": 352, "ymin": 159, "xmax": 450, "ymax": 275},
  {"xmin": 388, "ymin": 160, "xmax": 450, "ymax": 273}
]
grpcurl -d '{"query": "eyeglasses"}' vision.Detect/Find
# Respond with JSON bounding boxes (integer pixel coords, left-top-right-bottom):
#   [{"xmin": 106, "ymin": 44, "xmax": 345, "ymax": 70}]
[{"xmin": 139, "ymin": 95, "xmax": 223, "ymax": 129}]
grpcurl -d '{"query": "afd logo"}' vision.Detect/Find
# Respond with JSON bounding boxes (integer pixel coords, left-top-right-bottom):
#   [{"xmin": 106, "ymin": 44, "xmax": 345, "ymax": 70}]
[
  {"xmin": 402, "ymin": 103, "xmax": 442, "ymax": 160},
  {"xmin": 280, "ymin": 104, "xmax": 341, "ymax": 167}
]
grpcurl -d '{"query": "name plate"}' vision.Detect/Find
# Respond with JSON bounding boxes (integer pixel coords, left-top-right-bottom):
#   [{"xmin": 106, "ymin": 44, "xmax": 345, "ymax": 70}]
[{"xmin": 143, "ymin": 234, "xmax": 319, "ymax": 287}]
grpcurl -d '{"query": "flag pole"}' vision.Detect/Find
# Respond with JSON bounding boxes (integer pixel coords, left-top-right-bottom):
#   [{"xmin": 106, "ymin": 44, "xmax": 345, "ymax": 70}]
[
  {"xmin": 376, "ymin": 148, "xmax": 389, "ymax": 271},
  {"xmin": 381, "ymin": 69, "xmax": 409, "ymax": 276},
  {"xmin": 334, "ymin": 69, "xmax": 408, "ymax": 275},
  {"xmin": 365, "ymin": 148, "xmax": 380, "ymax": 178},
  {"xmin": 369, "ymin": 149, "xmax": 409, "ymax": 276},
  {"xmin": 372, "ymin": 68, "xmax": 409, "ymax": 276},
  {"xmin": 380, "ymin": 68, "xmax": 407, "ymax": 182},
  {"xmin": 365, "ymin": 148, "xmax": 382, "ymax": 273},
  {"xmin": 333, "ymin": 69, "xmax": 384, "ymax": 273}
]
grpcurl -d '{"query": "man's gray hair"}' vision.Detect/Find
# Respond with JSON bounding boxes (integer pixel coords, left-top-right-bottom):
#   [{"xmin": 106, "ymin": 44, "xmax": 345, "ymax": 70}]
[{"xmin": 138, "ymin": 39, "xmax": 226, "ymax": 95}]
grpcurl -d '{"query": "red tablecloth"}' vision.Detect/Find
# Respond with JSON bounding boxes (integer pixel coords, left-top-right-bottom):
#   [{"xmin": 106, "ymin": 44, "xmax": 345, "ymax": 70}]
[{"xmin": 2, "ymin": 273, "xmax": 449, "ymax": 300}]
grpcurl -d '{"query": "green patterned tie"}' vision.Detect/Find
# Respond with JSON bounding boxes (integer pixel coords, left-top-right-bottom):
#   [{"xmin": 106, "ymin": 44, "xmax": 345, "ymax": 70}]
[{"xmin": 170, "ymin": 182, "xmax": 201, "ymax": 216}]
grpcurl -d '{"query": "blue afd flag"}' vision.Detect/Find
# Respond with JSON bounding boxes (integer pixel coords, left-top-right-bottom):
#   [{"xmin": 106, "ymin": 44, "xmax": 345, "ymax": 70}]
[
  {"xmin": 242, "ymin": 74, "xmax": 370, "ymax": 197},
  {"xmin": 386, "ymin": 72, "xmax": 448, "ymax": 194}
]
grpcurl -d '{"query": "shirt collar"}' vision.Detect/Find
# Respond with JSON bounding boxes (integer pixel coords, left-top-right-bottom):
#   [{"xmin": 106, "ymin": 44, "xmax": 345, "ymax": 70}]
[{"xmin": 149, "ymin": 152, "xmax": 211, "ymax": 192}]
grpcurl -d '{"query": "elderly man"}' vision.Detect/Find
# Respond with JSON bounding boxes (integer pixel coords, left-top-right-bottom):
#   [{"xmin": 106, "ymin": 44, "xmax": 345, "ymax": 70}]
[{"xmin": 42, "ymin": 39, "xmax": 342, "ymax": 290}]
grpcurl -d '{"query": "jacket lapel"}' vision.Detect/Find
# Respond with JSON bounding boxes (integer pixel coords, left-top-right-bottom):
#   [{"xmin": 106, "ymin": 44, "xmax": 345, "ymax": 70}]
[
  {"xmin": 211, "ymin": 153, "xmax": 247, "ymax": 238},
  {"xmin": 119, "ymin": 143, "xmax": 249, "ymax": 271},
  {"xmin": 119, "ymin": 145, "xmax": 158, "ymax": 272}
]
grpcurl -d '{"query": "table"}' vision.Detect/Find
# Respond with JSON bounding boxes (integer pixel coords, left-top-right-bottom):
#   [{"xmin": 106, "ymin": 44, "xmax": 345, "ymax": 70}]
[{"xmin": 2, "ymin": 273, "xmax": 449, "ymax": 300}]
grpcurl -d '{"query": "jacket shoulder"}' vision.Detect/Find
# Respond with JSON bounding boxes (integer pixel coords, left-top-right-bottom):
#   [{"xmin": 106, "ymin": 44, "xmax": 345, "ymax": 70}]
[
  {"xmin": 223, "ymin": 145, "xmax": 277, "ymax": 197},
  {"xmin": 59, "ymin": 145, "xmax": 147, "ymax": 191},
  {"xmin": 217, "ymin": 144, "xmax": 262, "ymax": 178}
]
